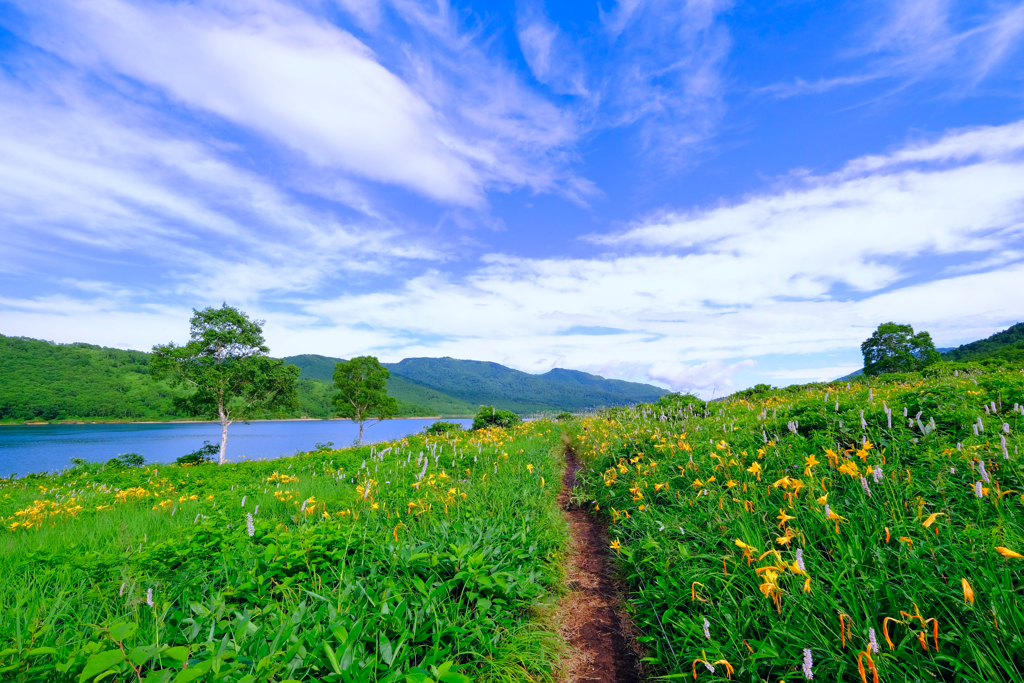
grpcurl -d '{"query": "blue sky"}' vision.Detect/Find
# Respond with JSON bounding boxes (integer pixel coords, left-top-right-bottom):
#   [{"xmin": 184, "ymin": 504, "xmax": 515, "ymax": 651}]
[{"xmin": 2, "ymin": 0, "xmax": 1024, "ymax": 396}]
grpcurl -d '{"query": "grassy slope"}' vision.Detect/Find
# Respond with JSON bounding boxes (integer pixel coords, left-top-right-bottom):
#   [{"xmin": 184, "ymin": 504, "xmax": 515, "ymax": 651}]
[
  {"xmin": 572, "ymin": 362, "xmax": 1024, "ymax": 681},
  {"xmin": 0, "ymin": 422, "xmax": 567, "ymax": 682}
]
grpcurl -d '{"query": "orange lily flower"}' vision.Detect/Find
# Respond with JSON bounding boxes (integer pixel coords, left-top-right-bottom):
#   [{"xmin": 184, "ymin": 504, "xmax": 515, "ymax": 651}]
[
  {"xmin": 996, "ymin": 546, "xmax": 1024, "ymax": 558},
  {"xmin": 839, "ymin": 613, "xmax": 852, "ymax": 648},
  {"xmin": 777, "ymin": 508, "xmax": 796, "ymax": 528},
  {"xmin": 962, "ymin": 578, "xmax": 974, "ymax": 605},
  {"xmin": 922, "ymin": 512, "xmax": 945, "ymax": 528},
  {"xmin": 735, "ymin": 539, "xmax": 757, "ymax": 563},
  {"xmin": 858, "ymin": 649, "xmax": 879, "ymax": 683}
]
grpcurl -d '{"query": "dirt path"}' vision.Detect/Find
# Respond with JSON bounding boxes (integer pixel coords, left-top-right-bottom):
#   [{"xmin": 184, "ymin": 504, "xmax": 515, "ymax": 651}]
[{"xmin": 556, "ymin": 447, "xmax": 642, "ymax": 683}]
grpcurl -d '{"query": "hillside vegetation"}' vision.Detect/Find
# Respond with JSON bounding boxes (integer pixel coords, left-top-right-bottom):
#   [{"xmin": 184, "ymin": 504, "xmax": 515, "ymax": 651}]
[
  {"xmin": 942, "ymin": 322, "xmax": 1024, "ymax": 364},
  {"xmin": 0, "ymin": 337, "xmax": 432, "ymax": 423},
  {"xmin": 283, "ymin": 355, "xmax": 478, "ymax": 416},
  {"xmin": 0, "ymin": 336, "xmax": 665, "ymax": 423},
  {"xmin": 285, "ymin": 354, "xmax": 667, "ymax": 413},
  {"xmin": 571, "ymin": 359, "xmax": 1024, "ymax": 680}
]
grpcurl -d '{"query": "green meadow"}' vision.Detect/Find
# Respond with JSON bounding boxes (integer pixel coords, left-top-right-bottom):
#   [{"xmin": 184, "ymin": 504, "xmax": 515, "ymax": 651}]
[
  {"xmin": 571, "ymin": 362, "xmax": 1024, "ymax": 681},
  {"xmin": 5, "ymin": 356, "xmax": 1024, "ymax": 682},
  {"xmin": 1, "ymin": 423, "xmax": 566, "ymax": 682}
]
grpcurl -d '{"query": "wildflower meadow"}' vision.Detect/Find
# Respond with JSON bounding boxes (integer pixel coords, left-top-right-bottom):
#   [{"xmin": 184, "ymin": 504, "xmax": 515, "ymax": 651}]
[
  {"xmin": 0, "ymin": 423, "xmax": 566, "ymax": 682},
  {"xmin": 572, "ymin": 363, "xmax": 1024, "ymax": 681}
]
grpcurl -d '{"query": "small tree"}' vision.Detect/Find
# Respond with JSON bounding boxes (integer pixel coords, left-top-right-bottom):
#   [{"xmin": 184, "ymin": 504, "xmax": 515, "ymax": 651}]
[
  {"xmin": 861, "ymin": 322, "xmax": 940, "ymax": 376},
  {"xmin": 151, "ymin": 305, "xmax": 299, "ymax": 464},
  {"xmin": 472, "ymin": 406, "xmax": 521, "ymax": 430},
  {"xmin": 333, "ymin": 356, "xmax": 398, "ymax": 445},
  {"xmin": 425, "ymin": 420, "xmax": 463, "ymax": 435}
]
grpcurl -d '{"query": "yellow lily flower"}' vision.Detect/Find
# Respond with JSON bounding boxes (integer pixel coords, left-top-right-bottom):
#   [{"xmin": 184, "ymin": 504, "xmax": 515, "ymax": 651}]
[
  {"xmin": 961, "ymin": 578, "xmax": 974, "ymax": 605},
  {"xmin": 777, "ymin": 508, "xmax": 796, "ymax": 528},
  {"xmin": 610, "ymin": 538, "xmax": 622, "ymax": 554},
  {"xmin": 838, "ymin": 461, "xmax": 860, "ymax": 477},
  {"xmin": 803, "ymin": 453, "xmax": 820, "ymax": 475},
  {"xmin": 746, "ymin": 462, "xmax": 763, "ymax": 481}
]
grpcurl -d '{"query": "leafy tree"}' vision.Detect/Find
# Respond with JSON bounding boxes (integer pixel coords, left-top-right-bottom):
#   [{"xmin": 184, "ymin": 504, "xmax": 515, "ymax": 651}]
[
  {"xmin": 176, "ymin": 441, "xmax": 219, "ymax": 466},
  {"xmin": 472, "ymin": 406, "xmax": 521, "ymax": 430},
  {"xmin": 332, "ymin": 356, "xmax": 398, "ymax": 445},
  {"xmin": 861, "ymin": 322, "xmax": 941, "ymax": 376},
  {"xmin": 151, "ymin": 305, "xmax": 299, "ymax": 464},
  {"xmin": 424, "ymin": 420, "xmax": 463, "ymax": 435}
]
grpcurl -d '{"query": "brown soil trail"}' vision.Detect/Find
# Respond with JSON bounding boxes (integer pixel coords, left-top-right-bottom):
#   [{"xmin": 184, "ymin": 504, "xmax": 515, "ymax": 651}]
[{"xmin": 556, "ymin": 446, "xmax": 643, "ymax": 683}]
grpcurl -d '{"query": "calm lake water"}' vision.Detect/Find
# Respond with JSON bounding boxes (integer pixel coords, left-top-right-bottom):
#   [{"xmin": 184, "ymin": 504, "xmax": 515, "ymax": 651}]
[{"xmin": 0, "ymin": 419, "xmax": 472, "ymax": 478}]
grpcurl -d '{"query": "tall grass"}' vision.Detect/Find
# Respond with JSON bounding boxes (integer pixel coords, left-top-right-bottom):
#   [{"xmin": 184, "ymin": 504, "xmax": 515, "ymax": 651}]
[
  {"xmin": 572, "ymin": 363, "xmax": 1024, "ymax": 681},
  {"xmin": 1, "ymin": 423, "xmax": 567, "ymax": 682}
]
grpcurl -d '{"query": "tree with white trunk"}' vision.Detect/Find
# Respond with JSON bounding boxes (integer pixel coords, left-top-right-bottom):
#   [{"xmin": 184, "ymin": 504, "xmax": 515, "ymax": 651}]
[{"xmin": 151, "ymin": 305, "xmax": 298, "ymax": 465}]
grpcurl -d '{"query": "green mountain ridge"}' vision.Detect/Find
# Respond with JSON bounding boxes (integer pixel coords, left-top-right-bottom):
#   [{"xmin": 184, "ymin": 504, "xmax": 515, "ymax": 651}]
[
  {"xmin": 282, "ymin": 354, "xmax": 668, "ymax": 413},
  {"xmin": 942, "ymin": 322, "xmax": 1024, "ymax": 363},
  {"xmin": 0, "ymin": 335, "xmax": 667, "ymax": 423}
]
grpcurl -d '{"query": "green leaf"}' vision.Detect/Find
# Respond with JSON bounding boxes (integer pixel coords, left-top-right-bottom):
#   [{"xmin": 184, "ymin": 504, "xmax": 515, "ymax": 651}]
[
  {"xmin": 0, "ymin": 648, "xmax": 18, "ymax": 658},
  {"xmin": 438, "ymin": 673, "xmax": 472, "ymax": 683},
  {"xmin": 130, "ymin": 644, "xmax": 167, "ymax": 666},
  {"xmin": 164, "ymin": 647, "xmax": 190, "ymax": 663},
  {"xmin": 322, "ymin": 643, "xmax": 341, "ymax": 676},
  {"xmin": 79, "ymin": 651, "xmax": 125, "ymax": 683},
  {"xmin": 379, "ymin": 637, "xmax": 394, "ymax": 666},
  {"xmin": 26, "ymin": 647, "xmax": 58, "ymax": 657},
  {"xmin": 174, "ymin": 660, "xmax": 212, "ymax": 683},
  {"xmin": 108, "ymin": 622, "xmax": 137, "ymax": 642}
]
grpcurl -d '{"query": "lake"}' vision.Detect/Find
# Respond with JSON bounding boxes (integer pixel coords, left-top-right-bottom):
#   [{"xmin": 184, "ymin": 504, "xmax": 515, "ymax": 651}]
[{"xmin": 0, "ymin": 419, "xmax": 472, "ymax": 478}]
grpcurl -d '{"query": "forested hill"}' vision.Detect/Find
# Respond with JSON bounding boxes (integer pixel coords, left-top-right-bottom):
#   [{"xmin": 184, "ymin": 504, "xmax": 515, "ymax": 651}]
[
  {"xmin": 0, "ymin": 336, "xmax": 667, "ymax": 423},
  {"xmin": 0, "ymin": 336, "xmax": 435, "ymax": 422},
  {"xmin": 284, "ymin": 354, "xmax": 669, "ymax": 413},
  {"xmin": 942, "ymin": 322, "xmax": 1024, "ymax": 363}
]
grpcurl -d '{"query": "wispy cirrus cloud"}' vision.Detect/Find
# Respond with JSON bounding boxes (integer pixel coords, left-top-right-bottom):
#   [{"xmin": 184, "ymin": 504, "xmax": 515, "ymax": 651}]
[
  {"xmin": 11, "ymin": 0, "xmax": 590, "ymax": 207},
  {"xmin": 759, "ymin": 0, "xmax": 1024, "ymax": 99}
]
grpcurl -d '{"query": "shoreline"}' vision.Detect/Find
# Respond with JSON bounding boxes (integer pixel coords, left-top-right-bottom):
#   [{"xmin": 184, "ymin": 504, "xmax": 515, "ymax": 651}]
[{"xmin": 0, "ymin": 416, "xmax": 475, "ymax": 427}]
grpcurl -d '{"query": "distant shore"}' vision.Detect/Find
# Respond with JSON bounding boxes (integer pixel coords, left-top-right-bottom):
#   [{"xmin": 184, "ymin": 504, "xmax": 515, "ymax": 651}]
[{"xmin": 1, "ymin": 416, "xmax": 474, "ymax": 426}]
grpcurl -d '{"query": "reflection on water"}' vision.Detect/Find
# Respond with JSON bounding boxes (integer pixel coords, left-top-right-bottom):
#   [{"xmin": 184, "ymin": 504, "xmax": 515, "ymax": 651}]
[{"xmin": 0, "ymin": 419, "xmax": 472, "ymax": 477}]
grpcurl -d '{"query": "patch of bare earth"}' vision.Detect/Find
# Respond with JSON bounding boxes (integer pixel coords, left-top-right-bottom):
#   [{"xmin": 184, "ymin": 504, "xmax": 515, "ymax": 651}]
[{"xmin": 556, "ymin": 447, "xmax": 643, "ymax": 683}]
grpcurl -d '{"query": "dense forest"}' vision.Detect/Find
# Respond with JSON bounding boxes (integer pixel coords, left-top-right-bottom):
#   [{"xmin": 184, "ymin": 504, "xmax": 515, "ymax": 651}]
[
  {"xmin": 942, "ymin": 322, "xmax": 1024, "ymax": 363},
  {"xmin": 0, "ymin": 336, "xmax": 436, "ymax": 423}
]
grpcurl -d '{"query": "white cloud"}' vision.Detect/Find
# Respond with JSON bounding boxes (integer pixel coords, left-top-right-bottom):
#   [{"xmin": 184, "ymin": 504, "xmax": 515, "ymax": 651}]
[
  {"xmin": 648, "ymin": 359, "xmax": 757, "ymax": 393},
  {"xmin": 19, "ymin": 0, "xmax": 484, "ymax": 204},
  {"xmin": 762, "ymin": 1, "xmax": 1024, "ymax": 98},
  {"xmin": 13, "ymin": 0, "xmax": 590, "ymax": 207},
  {"xmin": 0, "ymin": 72, "xmax": 439, "ymax": 306}
]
